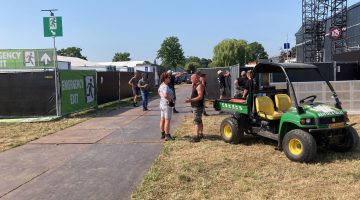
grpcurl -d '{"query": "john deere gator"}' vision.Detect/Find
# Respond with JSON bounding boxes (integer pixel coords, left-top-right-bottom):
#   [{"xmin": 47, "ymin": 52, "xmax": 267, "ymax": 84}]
[{"xmin": 214, "ymin": 62, "xmax": 359, "ymax": 162}]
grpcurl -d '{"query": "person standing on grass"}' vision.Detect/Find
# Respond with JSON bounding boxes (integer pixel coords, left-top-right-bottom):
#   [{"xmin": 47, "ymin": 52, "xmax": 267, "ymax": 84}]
[
  {"xmin": 217, "ymin": 70, "xmax": 231, "ymax": 99},
  {"xmin": 167, "ymin": 70, "xmax": 187, "ymax": 113},
  {"xmin": 185, "ymin": 74, "xmax": 205, "ymax": 143},
  {"xmin": 198, "ymin": 72, "xmax": 209, "ymax": 116},
  {"xmin": 138, "ymin": 73, "xmax": 150, "ymax": 111},
  {"xmin": 128, "ymin": 71, "xmax": 141, "ymax": 107},
  {"xmin": 158, "ymin": 72, "xmax": 175, "ymax": 141}
]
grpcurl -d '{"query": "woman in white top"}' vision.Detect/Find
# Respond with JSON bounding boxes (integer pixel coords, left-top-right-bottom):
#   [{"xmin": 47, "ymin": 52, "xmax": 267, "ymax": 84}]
[{"xmin": 158, "ymin": 72, "xmax": 175, "ymax": 141}]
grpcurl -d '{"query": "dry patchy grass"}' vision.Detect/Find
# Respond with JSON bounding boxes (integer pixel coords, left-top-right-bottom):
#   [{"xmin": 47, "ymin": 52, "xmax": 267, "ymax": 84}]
[
  {"xmin": 132, "ymin": 115, "xmax": 360, "ymax": 200},
  {"xmin": 0, "ymin": 99, "xmax": 134, "ymax": 152}
]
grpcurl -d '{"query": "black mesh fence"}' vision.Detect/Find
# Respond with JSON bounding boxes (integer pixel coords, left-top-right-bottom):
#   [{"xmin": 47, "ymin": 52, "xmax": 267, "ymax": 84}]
[
  {"xmin": 0, "ymin": 71, "xmax": 156, "ymax": 117},
  {"xmin": 97, "ymin": 72, "xmax": 120, "ymax": 105},
  {"xmin": 0, "ymin": 71, "xmax": 56, "ymax": 117}
]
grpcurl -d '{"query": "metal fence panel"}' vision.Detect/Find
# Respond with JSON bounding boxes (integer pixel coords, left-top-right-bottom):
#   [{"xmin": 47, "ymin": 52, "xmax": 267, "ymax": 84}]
[
  {"xmin": 271, "ymin": 80, "xmax": 360, "ymax": 113},
  {"xmin": 198, "ymin": 67, "xmax": 231, "ymax": 99}
]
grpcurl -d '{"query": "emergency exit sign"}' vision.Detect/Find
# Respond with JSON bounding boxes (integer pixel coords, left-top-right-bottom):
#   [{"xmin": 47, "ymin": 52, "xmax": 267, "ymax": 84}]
[{"xmin": 43, "ymin": 16, "xmax": 63, "ymax": 37}]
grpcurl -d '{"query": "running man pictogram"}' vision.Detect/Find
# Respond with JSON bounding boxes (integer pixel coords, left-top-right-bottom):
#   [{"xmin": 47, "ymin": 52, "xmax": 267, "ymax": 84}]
[{"xmin": 25, "ymin": 52, "xmax": 35, "ymax": 67}]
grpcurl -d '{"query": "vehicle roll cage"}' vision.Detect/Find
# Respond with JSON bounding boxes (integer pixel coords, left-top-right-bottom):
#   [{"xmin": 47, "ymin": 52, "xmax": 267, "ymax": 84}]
[{"xmin": 252, "ymin": 62, "xmax": 342, "ymax": 115}]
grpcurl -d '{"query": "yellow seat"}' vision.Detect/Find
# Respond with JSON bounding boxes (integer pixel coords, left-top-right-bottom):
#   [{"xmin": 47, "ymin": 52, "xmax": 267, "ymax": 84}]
[
  {"xmin": 274, "ymin": 94, "xmax": 292, "ymax": 112},
  {"xmin": 255, "ymin": 96, "xmax": 282, "ymax": 120}
]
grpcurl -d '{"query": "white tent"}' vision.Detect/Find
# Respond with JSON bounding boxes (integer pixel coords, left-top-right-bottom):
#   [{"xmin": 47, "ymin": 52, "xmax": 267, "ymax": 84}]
[
  {"xmin": 57, "ymin": 56, "xmax": 104, "ymax": 67},
  {"xmin": 97, "ymin": 61, "xmax": 148, "ymax": 68}
]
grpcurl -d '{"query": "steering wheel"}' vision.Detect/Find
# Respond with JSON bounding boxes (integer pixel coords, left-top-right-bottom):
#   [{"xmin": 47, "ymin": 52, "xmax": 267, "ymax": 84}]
[{"xmin": 299, "ymin": 95, "xmax": 317, "ymax": 104}]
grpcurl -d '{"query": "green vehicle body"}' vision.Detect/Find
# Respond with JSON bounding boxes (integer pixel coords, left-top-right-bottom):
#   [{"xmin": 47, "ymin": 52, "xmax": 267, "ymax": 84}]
[
  {"xmin": 214, "ymin": 62, "xmax": 358, "ymax": 162},
  {"xmin": 278, "ymin": 104, "xmax": 346, "ymax": 135}
]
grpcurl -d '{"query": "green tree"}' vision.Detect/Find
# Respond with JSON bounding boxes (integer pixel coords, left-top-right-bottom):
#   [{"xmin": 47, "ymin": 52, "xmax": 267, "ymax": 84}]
[
  {"xmin": 212, "ymin": 39, "xmax": 248, "ymax": 67},
  {"xmin": 157, "ymin": 36, "xmax": 185, "ymax": 69},
  {"xmin": 57, "ymin": 47, "xmax": 87, "ymax": 60},
  {"xmin": 112, "ymin": 52, "xmax": 131, "ymax": 61},
  {"xmin": 200, "ymin": 58, "xmax": 212, "ymax": 68},
  {"xmin": 185, "ymin": 61, "xmax": 200, "ymax": 73},
  {"xmin": 185, "ymin": 56, "xmax": 211, "ymax": 68},
  {"xmin": 185, "ymin": 56, "xmax": 201, "ymax": 64},
  {"xmin": 247, "ymin": 42, "xmax": 268, "ymax": 62}
]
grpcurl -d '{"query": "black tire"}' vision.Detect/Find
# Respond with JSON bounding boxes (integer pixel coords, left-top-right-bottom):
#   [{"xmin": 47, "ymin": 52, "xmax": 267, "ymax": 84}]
[
  {"xmin": 282, "ymin": 129, "xmax": 317, "ymax": 162},
  {"xmin": 330, "ymin": 126, "xmax": 359, "ymax": 152},
  {"xmin": 220, "ymin": 117, "xmax": 243, "ymax": 144}
]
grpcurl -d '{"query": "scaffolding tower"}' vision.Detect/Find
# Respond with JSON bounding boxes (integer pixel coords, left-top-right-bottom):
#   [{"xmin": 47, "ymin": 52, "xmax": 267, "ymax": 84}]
[
  {"xmin": 302, "ymin": 0, "xmax": 347, "ymax": 62},
  {"xmin": 302, "ymin": 0, "xmax": 317, "ymax": 63},
  {"xmin": 331, "ymin": 0, "xmax": 347, "ymax": 55},
  {"xmin": 314, "ymin": 0, "xmax": 330, "ymax": 62}
]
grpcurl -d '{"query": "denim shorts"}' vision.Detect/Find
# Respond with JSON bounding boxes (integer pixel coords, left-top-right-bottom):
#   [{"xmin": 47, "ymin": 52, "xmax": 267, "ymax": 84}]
[
  {"xmin": 192, "ymin": 106, "xmax": 204, "ymax": 125},
  {"xmin": 160, "ymin": 104, "xmax": 172, "ymax": 120}
]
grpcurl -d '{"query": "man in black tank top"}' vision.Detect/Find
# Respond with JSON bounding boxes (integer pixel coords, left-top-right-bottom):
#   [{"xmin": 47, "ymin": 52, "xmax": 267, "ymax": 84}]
[{"xmin": 185, "ymin": 74, "xmax": 205, "ymax": 143}]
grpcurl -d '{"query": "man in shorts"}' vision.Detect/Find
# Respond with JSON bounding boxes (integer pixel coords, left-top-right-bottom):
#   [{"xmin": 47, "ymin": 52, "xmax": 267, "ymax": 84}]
[
  {"xmin": 128, "ymin": 71, "xmax": 141, "ymax": 107},
  {"xmin": 185, "ymin": 74, "xmax": 205, "ymax": 143}
]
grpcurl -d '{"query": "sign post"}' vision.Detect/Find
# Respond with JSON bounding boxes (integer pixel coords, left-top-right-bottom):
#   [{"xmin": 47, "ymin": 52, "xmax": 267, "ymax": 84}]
[{"xmin": 42, "ymin": 9, "xmax": 63, "ymax": 116}]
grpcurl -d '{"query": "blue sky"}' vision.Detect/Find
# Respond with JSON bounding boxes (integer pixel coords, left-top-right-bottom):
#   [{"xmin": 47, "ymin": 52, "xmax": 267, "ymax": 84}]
[{"xmin": 0, "ymin": 0, "xmax": 358, "ymax": 62}]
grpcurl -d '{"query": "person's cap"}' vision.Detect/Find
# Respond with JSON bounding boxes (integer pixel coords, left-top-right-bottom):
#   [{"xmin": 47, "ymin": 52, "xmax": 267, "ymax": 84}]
[
  {"xmin": 217, "ymin": 70, "xmax": 223, "ymax": 75},
  {"xmin": 167, "ymin": 70, "xmax": 173, "ymax": 74}
]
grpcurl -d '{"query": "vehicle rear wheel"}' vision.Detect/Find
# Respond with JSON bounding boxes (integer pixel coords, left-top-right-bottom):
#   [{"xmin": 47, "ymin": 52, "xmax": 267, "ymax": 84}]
[
  {"xmin": 330, "ymin": 126, "xmax": 359, "ymax": 152},
  {"xmin": 220, "ymin": 117, "xmax": 243, "ymax": 144},
  {"xmin": 282, "ymin": 129, "xmax": 317, "ymax": 162}
]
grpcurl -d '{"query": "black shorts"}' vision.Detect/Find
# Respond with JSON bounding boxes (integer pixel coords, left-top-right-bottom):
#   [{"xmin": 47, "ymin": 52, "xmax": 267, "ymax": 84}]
[
  {"xmin": 132, "ymin": 87, "xmax": 140, "ymax": 96},
  {"xmin": 170, "ymin": 88, "xmax": 176, "ymax": 100}
]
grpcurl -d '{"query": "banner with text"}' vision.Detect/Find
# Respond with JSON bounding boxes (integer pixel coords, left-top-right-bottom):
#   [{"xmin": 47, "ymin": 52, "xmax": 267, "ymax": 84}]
[
  {"xmin": 0, "ymin": 49, "xmax": 55, "ymax": 69},
  {"xmin": 60, "ymin": 70, "xmax": 97, "ymax": 115}
]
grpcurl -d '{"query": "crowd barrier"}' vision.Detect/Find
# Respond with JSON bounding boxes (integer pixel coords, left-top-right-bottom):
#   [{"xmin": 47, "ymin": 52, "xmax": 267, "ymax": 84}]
[{"xmin": 0, "ymin": 71, "xmax": 155, "ymax": 117}]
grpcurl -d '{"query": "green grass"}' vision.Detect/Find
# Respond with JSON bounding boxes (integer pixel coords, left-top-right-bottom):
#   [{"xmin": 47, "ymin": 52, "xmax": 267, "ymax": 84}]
[{"xmin": 132, "ymin": 115, "xmax": 360, "ymax": 200}]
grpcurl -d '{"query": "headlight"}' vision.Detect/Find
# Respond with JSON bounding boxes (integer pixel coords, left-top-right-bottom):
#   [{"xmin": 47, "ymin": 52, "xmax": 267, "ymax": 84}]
[{"xmin": 300, "ymin": 118, "xmax": 315, "ymax": 125}]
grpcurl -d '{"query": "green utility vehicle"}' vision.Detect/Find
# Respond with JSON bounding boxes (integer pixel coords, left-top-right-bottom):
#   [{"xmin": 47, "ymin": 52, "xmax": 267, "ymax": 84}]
[{"xmin": 214, "ymin": 62, "xmax": 359, "ymax": 162}]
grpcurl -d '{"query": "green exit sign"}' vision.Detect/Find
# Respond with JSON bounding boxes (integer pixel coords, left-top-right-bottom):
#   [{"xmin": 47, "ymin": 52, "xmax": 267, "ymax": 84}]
[{"xmin": 43, "ymin": 16, "xmax": 63, "ymax": 37}]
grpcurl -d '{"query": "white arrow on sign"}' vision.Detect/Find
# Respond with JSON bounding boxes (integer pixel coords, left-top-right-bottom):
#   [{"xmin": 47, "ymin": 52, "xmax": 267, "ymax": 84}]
[
  {"xmin": 51, "ymin": 30, "xmax": 56, "ymax": 35},
  {"xmin": 41, "ymin": 53, "xmax": 51, "ymax": 65}
]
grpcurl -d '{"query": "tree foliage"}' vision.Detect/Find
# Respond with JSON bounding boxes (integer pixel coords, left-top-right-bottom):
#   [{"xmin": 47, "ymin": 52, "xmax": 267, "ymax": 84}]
[
  {"xmin": 157, "ymin": 36, "xmax": 185, "ymax": 69},
  {"xmin": 112, "ymin": 52, "xmax": 131, "ymax": 61},
  {"xmin": 247, "ymin": 42, "xmax": 268, "ymax": 62},
  {"xmin": 186, "ymin": 56, "xmax": 201, "ymax": 64},
  {"xmin": 212, "ymin": 39, "xmax": 247, "ymax": 67},
  {"xmin": 185, "ymin": 61, "xmax": 200, "ymax": 73},
  {"xmin": 57, "ymin": 47, "xmax": 87, "ymax": 60},
  {"xmin": 200, "ymin": 58, "xmax": 212, "ymax": 68},
  {"xmin": 185, "ymin": 56, "xmax": 212, "ymax": 69},
  {"xmin": 212, "ymin": 39, "xmax": 268, "ymax": 67}
]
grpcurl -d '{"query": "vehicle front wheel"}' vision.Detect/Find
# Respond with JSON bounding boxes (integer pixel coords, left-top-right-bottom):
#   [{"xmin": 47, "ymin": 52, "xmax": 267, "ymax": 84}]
[
  {"xmin": 220, "ymin": 117, "xmax": 243, "ymax": 144},
  {"xmin": 330, "ymin": 126, "xmax": 359, "ymax": 152},
  {"xmin": 282, "ymin": 129, "xmax": 317, "ymax": 162}
]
